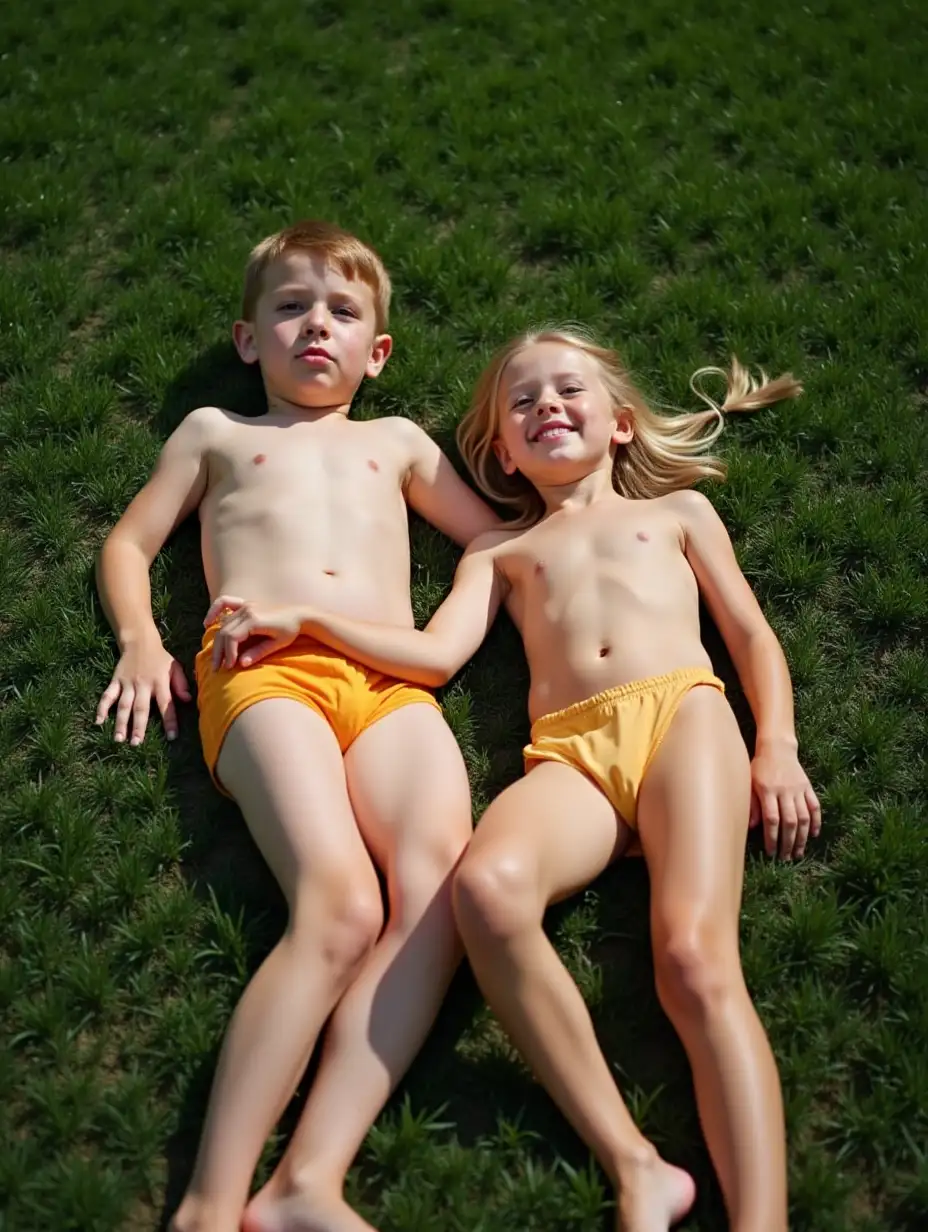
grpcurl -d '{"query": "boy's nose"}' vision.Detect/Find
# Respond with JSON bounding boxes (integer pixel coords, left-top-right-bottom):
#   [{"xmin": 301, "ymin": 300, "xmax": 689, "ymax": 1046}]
[{"xmin": 301, "ymin": 310, "xmax": 330, "ymax": 338}]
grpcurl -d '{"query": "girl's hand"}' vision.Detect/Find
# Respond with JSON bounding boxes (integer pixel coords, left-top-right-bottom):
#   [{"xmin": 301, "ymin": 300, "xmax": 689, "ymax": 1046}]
[
  {"xmin": 750, "ymin": 739, "xmax": 821, "ymax": 860},
  {"xmin": 95, "ymin": 632, "xmax": 191, "ymax": 745},
  {"xmin": 205, "ymin": 594, "xmax": 304, "ymax": 670}
]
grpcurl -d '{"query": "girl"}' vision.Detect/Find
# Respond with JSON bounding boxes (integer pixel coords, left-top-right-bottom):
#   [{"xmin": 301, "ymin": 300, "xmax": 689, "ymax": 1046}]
[{"xmin": 208, "ymin": 327, "xmax": 820, "ymax": 1232}]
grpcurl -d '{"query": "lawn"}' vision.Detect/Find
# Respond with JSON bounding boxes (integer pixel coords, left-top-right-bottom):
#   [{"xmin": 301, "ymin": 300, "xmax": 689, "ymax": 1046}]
[{"xmin": 2, "ymin": 0, "xmax": 927, "ymax": 1228}]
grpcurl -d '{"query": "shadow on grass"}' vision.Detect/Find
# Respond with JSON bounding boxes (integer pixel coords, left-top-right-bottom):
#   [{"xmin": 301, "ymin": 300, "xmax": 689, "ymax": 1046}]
[{"xmin": 146, "ymin": 343, "xmax": 760, "ymax": 1229}]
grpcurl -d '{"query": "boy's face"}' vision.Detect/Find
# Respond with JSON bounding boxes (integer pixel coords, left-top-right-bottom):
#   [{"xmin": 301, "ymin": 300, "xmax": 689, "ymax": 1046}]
[
  {"xmin": 492, "ymin": 343, "xmax": 633, "ymax": 481},
  {"xmin": 234, "ymin": 253, "xmax": 391, "ymax": 410}
]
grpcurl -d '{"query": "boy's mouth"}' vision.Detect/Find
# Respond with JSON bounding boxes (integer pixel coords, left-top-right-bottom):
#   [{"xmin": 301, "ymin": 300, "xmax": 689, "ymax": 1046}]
[{"xmin": 297, "ymin": 345, "xmax": 333, "ymax": 365}]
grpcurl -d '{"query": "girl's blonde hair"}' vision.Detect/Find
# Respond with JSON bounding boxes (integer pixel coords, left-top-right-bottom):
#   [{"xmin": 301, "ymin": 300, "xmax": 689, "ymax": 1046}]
[{"xmin": 456, "ymin": 326, "xmax": 802, "ymax": 524}]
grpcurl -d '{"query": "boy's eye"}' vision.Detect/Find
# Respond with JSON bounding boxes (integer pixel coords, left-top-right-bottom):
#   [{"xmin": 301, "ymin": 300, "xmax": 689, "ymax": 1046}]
[
  {"xmin": 333, "ymin": 305, "xmax": 357, "ymax": 318},
  {"xmin": 278, "ymin": 301, "xmax": 303, "ymax": 312}
]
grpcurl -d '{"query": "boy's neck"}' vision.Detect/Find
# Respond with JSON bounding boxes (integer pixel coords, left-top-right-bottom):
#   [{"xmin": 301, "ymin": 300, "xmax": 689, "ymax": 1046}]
[
  {"xmin": 264, "ymin": 390, "xmax": 354, "ymax": 420},
  {"xmin": 536, "ymin": 466, "xmax": 618, "ymax": 518}
]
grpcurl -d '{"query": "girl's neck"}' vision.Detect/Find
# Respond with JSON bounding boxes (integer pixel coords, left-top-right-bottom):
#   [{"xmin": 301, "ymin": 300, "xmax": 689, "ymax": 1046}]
[{"xmin": 535, "ymin": 465, "xmax": 619, "ymax": 518}]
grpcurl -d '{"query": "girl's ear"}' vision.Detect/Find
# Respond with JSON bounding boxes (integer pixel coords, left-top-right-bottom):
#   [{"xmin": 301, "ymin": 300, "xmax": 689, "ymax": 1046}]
[
  {"xmin": 233, "ymin": 320, "xmax": 260, "ymax": 365},
  {"xmin": 492, "ymin": 437, "xmax": 517, "ymax": 475},
  {"xmin": 612, "ymin": 406, "xmax": 635, "ymax": 446}
]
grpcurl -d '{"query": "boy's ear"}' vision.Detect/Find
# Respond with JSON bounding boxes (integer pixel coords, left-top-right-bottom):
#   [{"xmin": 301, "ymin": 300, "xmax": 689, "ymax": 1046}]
[
  {"xmin": 492, "ymin": 437, "xmax": 517, "ymax": 475},
  {"xmin": 612, "ymin": 406, "xmax": 635, "ymax": 446},
  {"xmin": 233, "ymin": 320, "xmax": 260, "ymax": 365},
  {"xmin": 365, "ymin": 333, "xmax": 393, "ymax": 378}
]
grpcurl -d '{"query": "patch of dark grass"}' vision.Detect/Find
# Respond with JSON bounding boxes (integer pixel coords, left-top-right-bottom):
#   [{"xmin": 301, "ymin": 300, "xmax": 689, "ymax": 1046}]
[{"xmin": 2, "ymin": 0, "xmax": 927, "ymax": 1227}]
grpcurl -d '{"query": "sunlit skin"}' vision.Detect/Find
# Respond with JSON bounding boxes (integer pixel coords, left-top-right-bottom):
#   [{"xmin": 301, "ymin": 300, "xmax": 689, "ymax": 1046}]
[
  {"xmin": 94, "ymin": 248, "xmax": 500, "ymax": 1232},
  {"xmin": 210, "ymin": 340, "xmax": 819, "ymax": 1231}
]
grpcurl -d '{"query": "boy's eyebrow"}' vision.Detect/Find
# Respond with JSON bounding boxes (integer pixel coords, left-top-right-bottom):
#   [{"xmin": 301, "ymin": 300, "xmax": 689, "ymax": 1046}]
[{"xmin": 270, "ymin": 284, "xmax": 365, "ymax": 306}]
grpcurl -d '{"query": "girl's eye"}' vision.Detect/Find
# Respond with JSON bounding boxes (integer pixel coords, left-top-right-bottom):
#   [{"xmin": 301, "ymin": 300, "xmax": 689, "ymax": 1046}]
[
  {"xmin": 562, "ymin": 385, "xmax": 582, "ymax": 395},
  {"xmin": 512, "ymin": 395, "xmax": 533, "ymax": 409}
]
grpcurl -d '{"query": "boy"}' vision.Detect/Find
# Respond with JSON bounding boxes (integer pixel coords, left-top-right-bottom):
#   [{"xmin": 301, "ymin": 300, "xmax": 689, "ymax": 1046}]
[{"xmin": 95, "ymin": 220, "xmax": 499, "ymax": 1232}]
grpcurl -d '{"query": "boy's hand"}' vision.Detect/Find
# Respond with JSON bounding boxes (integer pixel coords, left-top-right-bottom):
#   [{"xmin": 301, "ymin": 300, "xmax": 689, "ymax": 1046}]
[
  {"xmin": 749, "ymin": 739, "xmax": 821, "ymax": 860},
  {"xmin": 95, "ymin": 633, "xmax": 191, "ymax": 745},
  {"xmin": 205, "ymin": 595, "xmax": 303, "ymax": 670}
]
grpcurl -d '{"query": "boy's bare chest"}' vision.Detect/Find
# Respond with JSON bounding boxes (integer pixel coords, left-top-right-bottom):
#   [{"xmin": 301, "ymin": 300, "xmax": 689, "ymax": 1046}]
[{"xmin": 210, "ymin": 424, "xmax": 406, "ymax": 508}]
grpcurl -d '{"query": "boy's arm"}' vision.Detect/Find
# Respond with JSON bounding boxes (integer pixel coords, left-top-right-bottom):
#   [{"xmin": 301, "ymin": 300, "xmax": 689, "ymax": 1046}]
[
  {"xmin": 675, "ymin": 489, "xmax": 821, "ymax": 860},
  {"xmin": 95, "ymin": 409, "xmax": 213, "ymax": 744},
  {"xmin": 206, "ymin": 535, "xmax": 507, "ymax": 688},
  {"xmin": 398, "ymin": 419, "xmax": 503, "ymax": 546}
]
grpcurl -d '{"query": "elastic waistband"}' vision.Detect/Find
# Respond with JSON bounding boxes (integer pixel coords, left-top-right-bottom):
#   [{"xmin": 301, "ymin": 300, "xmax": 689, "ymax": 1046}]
[{"xmin": 530, "ymin": 668, "xmax": 723, "ymax": 736}]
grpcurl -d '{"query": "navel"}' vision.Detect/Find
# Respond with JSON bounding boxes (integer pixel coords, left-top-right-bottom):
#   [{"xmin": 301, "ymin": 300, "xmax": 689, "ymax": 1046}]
[
  {"xmin": 323, "ymin": 569, "xmax": 337, "ymax": 577},
  {"xmin": 253, "ymin": 453, "xmax": 267, "ymax": 465},
  {"xmin": 599, "ymin": 645, "xmax": 611, "ymax": 658}
]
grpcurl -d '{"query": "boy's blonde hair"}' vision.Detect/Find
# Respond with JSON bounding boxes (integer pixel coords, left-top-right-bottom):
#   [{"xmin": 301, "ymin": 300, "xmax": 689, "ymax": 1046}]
[
  {"xmin": 242, "ymin": 219, "xmax": 392, "ymax": 332},
  {"xmin": 457, "ymin": 326, "xmax": 802, "ymax": 524}
]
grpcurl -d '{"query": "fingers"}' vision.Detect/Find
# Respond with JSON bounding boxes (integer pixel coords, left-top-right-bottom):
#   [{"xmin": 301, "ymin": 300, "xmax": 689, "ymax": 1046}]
[
  {"xmin": 212, "ymin": 628, "xmax": 243, "ymax": 671},
  {"xmin": 95, "ymin": 679, "xmax": 121, "ymax": 726},
  {"xmin": 761, "ymin": 792, "xmax": 780, "ymax": 859},
  {"xmin": 129, "ymin": 683, "xmax": 153, "ymax": 746},
  {"xmin": 112, "ymin": 682, "xmax": 135, "ymax": 744},
  {"xmin": 806, "ymin": 785, "xmax": 822, "ymax": 838},
  {"xmin": 170, "ymin": 660, "xmax": 193, "ymax": 703},
  {"xmin": 204, "ymin": 595, "xmax": 245, "ymax": 627},
  {"xmin": 749, "ymin": 790, "xmax": 761, "ymax": 829},
  {"xmin": 112, "ymin": 682, "xmax": 152, "ymax": 745},
  {"xmin": 777, "ymin": 793, "xmax": 799, "ymax": 861},
  {"xmin": 240, "ymin": 635, "xmax": 288, "ymax": 667},
  {"xmin": 792, "ymin": 794, "xmax": 812, "ymax": 860},
  {"xmin": 155, "ymin": 683, "xmax": 178, "ymax": 742}
]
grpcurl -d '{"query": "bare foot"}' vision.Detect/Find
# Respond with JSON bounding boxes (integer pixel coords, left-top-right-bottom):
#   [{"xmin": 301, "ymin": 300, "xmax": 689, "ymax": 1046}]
[
  {"xmin": 243, "ymin": 1181, "xmax": 377, "ymax": 1232},
  {"xmin": 169, "ymin": 1195, "xmax": 239, "ymax": 1232},
  {"xmin": 615, "ymin": 1155, "xmax": 696, "ymax": 1232}
]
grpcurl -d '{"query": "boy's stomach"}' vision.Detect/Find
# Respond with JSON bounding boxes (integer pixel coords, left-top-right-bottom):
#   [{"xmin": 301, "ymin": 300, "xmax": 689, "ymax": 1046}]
[{"xmin": 201, "ymin": 527, "xmax": 417, "ymax": 628}]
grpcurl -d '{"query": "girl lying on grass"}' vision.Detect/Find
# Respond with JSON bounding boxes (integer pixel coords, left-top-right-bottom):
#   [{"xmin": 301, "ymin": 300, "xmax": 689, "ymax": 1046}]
[{"xmin": 206, "ymin": 326, "xmax": 820, "ymax": 1232}]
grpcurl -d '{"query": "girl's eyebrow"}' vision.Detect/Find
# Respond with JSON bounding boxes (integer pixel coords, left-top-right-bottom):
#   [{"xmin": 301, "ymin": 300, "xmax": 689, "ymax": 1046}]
[{"xmin": 507, "ymin": 371, "xmax": 586, "ymax": 391}]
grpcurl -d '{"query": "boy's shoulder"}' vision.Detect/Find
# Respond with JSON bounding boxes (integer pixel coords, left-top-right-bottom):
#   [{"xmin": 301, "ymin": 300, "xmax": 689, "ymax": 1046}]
[{"xmin": 173, "ymin": 404, "xmax": 242, "ymax": 439}]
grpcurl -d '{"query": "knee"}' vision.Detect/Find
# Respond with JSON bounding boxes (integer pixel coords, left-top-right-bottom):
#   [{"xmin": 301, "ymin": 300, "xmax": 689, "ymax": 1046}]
[
  {"xmin": 291, "ymin": 873, "xmax": 383, "ymax": 975},
  {"xmin": 391, "ymin": 829, "xmax": 471, "ymax": 927},
  {"xmin": 654, "ymin": 923, "xmax": 741, "ymax": 1021},
  {"xmin": 452, "ymin": 847, "xmax": 540, "ymax": 943}
]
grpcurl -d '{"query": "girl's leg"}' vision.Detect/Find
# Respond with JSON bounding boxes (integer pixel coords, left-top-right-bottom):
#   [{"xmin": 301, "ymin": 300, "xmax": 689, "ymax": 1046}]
[
  {"xmin": 637, "ymin": 686, "xmax": 787, "ymax": 1232},
  {"xmin": 243, "ymin": 705, "xmax": 472, "ymax": 1232},
  {"xmin": 171, "ymin": 700, "xmax": 384, "ymax": 1232},
  {"xmin": 453, "ymin": 760, "xmax": 695, "ymax": 1232}
]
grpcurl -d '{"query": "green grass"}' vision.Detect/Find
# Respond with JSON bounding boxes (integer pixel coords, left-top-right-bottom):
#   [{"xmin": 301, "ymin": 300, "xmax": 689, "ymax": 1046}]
[{"xmin": 2, "ymin": 0, "xmax": 927, "ymax": 1227}]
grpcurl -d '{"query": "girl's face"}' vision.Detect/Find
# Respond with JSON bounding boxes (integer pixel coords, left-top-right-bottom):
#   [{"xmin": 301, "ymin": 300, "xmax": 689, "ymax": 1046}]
[{"xmin": 493, "ymin": 342, "xmax": 633, "ymax": 483}]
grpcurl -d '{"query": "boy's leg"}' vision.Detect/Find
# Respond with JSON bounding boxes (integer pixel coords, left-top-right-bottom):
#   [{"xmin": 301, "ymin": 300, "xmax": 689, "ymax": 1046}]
[
  {"xmin": 637, "ymin": 686, "xmax": 787, "ymax": 1232},
  {"xmin": 452, "ymin": 761, "xmax": 695, "ymax": 1232},
  {"xmin": 244, "ymin": 703, "xmax": 471, "ymax": 1232},
  {"xmin": 172, "ymin": 700, "xmax": 384, "ymax": 1232}
]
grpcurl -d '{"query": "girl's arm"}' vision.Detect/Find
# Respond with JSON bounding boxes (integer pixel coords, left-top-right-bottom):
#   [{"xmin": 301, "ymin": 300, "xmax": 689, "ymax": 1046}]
[
  {"xmin": 206, "ymin": 533, "xmax": 507, "ymax": 688},
  {"xmin": 673, "ymin": 489, "xmax": 821, "ymax": 859}
]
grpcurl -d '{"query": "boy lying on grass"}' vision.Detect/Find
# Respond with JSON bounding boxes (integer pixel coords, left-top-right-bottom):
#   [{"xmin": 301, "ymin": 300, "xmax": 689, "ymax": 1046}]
[
  {"xmin": 209, "ymin": 326, "xmax": 821, "ymax": 1232},
  {"xmin": 95, "ymin": 219, "xmax": 500, "ymax": 1232}
]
